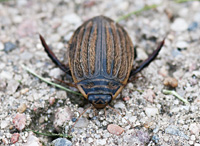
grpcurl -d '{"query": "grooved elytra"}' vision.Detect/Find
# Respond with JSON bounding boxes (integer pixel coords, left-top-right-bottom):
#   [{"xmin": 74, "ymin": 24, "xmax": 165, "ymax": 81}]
[
  {"xmin": 69, "ymin": 16, "xmax": 134, "ymax": 83},
  {"xmin": 41, "ymin": 15, "xmax": 164, "ymax": 109}
]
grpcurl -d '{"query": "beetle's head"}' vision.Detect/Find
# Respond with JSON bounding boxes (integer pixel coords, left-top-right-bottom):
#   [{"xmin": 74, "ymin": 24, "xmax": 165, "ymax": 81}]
[{"xmin": 88, "ymin": 94, "xmax": 112, "ymax": 109}]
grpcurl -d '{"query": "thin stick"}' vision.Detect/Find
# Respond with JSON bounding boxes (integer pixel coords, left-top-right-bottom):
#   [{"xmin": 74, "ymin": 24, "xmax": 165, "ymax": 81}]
[
  {"xmin": 69, "ymin": 105, "xmax": 93, "ymax": 134},
  {"xmin": 21, "ymin": 64, "xmax": 82, "ymax": 96},
  {"xmin": 107, "ymin": 105, "xmax": 134, "ymax": 128},
  {"xmin": 162, "ymin": 89, "xmax": 189, "ymax": 104}
]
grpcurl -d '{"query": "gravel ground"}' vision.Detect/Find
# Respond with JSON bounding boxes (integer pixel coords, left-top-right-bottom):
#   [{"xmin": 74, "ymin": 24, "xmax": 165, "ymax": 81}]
[{"xmin": 0, "ymin": 0, "xmax": 200, "ymax": 146}]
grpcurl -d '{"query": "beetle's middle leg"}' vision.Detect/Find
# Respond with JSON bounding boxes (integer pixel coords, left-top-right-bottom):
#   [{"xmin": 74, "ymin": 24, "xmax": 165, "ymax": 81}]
[
  {"xmin": 129, "ymin": 39, "xmax": 165, "ymax": 81},
  {"xmin": 39, "ymin": 34, "xmax": 71, "ymax": 76}
]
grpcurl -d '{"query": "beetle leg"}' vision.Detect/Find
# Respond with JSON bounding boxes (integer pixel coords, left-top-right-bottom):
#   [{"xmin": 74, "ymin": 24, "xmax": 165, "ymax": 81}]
[
  {"xmin": 129, "ymin": 39, "xmax": 165, "ymax": 80},
  {"xmin": 53, "ymin": 77, "xmax": 76, "ymax": 88},
  {"xmin": 39, "ymin": 34, "xmax": 71, "ymax": 76},
  {"xmin": 69, "ymin": 105, "xmax": 93, "ymax": 134}
]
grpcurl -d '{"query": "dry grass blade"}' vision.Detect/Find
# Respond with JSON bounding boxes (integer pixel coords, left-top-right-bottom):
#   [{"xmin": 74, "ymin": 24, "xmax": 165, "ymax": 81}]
[
  {"xmin": 162, "ymin": 89, "xmax": 189, "ymax": 104},
  {"xmin": 21, "ymin": 64, "xmax": 82, "ymax": 96}
]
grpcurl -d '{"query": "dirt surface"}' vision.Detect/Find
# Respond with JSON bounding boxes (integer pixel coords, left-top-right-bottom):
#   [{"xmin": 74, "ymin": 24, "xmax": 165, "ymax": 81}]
[{"xmin": 0, "ymin": 0, "xmax": 200, "ymax": 146}]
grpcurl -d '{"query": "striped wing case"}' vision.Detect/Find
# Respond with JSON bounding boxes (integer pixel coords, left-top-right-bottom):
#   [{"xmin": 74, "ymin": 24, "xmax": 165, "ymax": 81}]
[{"xmin": 68, "ymin": 16, "xmax": 134, "ymax": 86}]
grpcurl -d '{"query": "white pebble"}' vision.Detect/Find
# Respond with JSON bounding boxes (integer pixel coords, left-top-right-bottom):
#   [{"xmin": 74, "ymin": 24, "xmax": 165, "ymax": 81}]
[
  {"xmin": 1, "ymin": 120, "xmax": 9, "ymax": 129},
  {"xmin": 176, "ymin": 41, "xmax": 188, "ymax": 49},
  {"xmin": 117, "ymin": 1, "xmax": 129, "ymax": 10},
  {"xmin": 190, "ymin": 135, "xmax": 196, "ymax": 141},
  {"xmin": 145, "ymin": 107, "xmax": 159, "ymax": 117},
  {"xmin": 171, "ymin": 18, "xmax": 188, "ymax": 32},
  {"xmin": 63, "ymin": 13, "xmax": 81, "ymax": 24},
  {"xmin": 0, "ymin": 71, "xmax": 13, "ymax": 79},
  {"xmin": 96, "ymin": 139, "xmax": 106, "ymax": 146},
  {"xmin": 88, "ymin": 137, "xmax": 93, "ymax": 143},
  {"xmin": 49, "ymin": 68, "xmax": 63, "ymax": 79}
]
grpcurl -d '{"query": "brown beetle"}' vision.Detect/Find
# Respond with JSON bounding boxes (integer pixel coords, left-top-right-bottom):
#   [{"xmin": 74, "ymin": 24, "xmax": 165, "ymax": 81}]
[{"xmin": 40, "ymin": 15, "xmax": 164, "ymax": 109}]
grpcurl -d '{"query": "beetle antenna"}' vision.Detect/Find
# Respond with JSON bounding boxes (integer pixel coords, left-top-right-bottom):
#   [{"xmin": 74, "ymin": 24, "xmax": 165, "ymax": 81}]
[
  {"xmin": 107, "ymin": 105, "xmax": 134, "ymax": 128},
  {"xmin": 69, "ymin": 105, "xmax": 93, "ymax": 134}
]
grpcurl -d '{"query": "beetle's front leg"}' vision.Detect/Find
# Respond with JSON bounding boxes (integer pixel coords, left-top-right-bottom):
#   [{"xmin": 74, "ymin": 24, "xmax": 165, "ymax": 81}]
[
  {"xmin": 129, "ymin": 39, "xmax": 165, "ymax": 81},
  {"xmin": 39, "ymin": 34, "xmax": 71, "ymax": 76}
]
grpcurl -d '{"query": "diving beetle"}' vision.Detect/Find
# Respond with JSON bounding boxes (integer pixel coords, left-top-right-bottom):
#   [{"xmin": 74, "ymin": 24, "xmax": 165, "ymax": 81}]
[{"xmin": 40, "ymin": 15, "xmax": 164, "ymax": 109}]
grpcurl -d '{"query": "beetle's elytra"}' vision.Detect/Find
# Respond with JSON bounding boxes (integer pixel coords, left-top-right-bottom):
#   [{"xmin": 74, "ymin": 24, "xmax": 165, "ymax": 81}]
[{"xmin": 40, "ymin": 15, "xmax": 164, "ymax": 109}]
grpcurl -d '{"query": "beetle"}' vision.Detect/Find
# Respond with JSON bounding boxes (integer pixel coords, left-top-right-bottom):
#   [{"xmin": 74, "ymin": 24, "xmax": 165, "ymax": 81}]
[{"xmin": 40, "ymin": 15, "xmax": 164, "ymax": 109}]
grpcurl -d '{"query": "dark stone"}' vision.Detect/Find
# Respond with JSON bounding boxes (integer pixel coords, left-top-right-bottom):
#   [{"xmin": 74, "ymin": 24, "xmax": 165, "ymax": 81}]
[
  {"xmin": 188, "ymin": 22, "xmax": 198, "ymax": 31},
  {"xmin": 53, "ymin": 138, "xmax": 72, "ymax": 146},
  {"xmin": 4, "ymin": 42, "xmax": 16, "ymax": 53}
]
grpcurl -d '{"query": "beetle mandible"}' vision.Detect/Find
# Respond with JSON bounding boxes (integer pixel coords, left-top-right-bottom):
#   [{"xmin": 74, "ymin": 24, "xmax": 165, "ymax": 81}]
[{"xmin": 40, "ymin": 15, "xmax": 164, "ymax": 109}]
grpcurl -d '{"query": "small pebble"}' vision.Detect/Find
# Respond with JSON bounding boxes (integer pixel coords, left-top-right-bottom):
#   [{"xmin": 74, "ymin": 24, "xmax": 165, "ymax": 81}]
[
  {"xmin": 72, "ymin": 117, "xmax": 76, "ymax": 122},
  {"xmin": 189, "ymin": 123, "xmax": 200, "ymax": 136},
  {"xmin": 114, "ymin": 101, "xmax": 126, "ymax": 109},
  {"xmin": 117, "ymin": 1, "xmax": 129, "ymax": 10},
  {"xmin": 143, "ymin": 89, "xmax": 156, "ymax": 103},
  {"xmin": 172, "ymin": 49, "xmax": 182, "ymax": 57},
  {"xmin": 20, "ymin": 88, "xmax": 29, "ymax": 94},
  {"xmin": 17, "ymin": 20, "xmax": 37, "ymax": 37},
  {"xmin": 49, "ymin": 34, "xmax": 61, "ymax": 42},
  {"xmin": 11, "ymin": 133, "xmax": 20, "ymax": 144},
  {"xmin": 189, "ymin": 141, "xmax": 194, "ymax": 145},
  {"xmin": 13, "ymin": 113, "xmax": 26, "ymax": 131},
  {"xmin": 12, "ymin": 15, "xmax": 23, "ymax": 24},
  {"xmin": 96, "ymin": 139, "xmax": 107, "ymax": 145},
  {"xmin": 4, "ymin": 42, "xmax": 16, "ymax": 53},
  {"xmin": 23, "ymin": 133, "xmax": 42, "ymax": 146},
  {"xmin": 49, "ymin": 68, "xmax": 63, "ymax": 79},
  {"xmin": 1, "ymin": 120, "xmax": 9, "ymax": 129},
  {"xmin": 176, "ymin": 41, "xmax": 188, "ymax": 50},
  {"xmin": 158, "ymin": 66, "xmax": 168, "ymax": 77},
  {"xmin": 171, "ymin": 18, "xmax": 188, "ymax": 32},
  {"xmin": 145, "ymin": 107, "xmax": 159, "ymax": 117},
  {"xmin": 49, "ymin": 97, "xmax": 56, "ymax": 105},
  {"xmin": 136, "ymin": 130, "xmax": 150, "ymax": 143},
  {"xmin": 153, "ymin": 126, "xmax": 160, "ymax": 133},
  {"xmin": 163, "ymin": 136, "xmax": 169, "ymax": 142},
  {"xmin": 163, "ymin": 77, "xmax": 178, "ymax": 88},
  {"xmin": 6, "ymin": 80, "xmax": 19, "ymax": 94},
  {"xmin": 74, "ymin": 117, "xmax": 89, "ymax": 128},
  {"xmin": 190, "ymin": 135, "xmax": 196, "ymax": 141},
  {"xmin": 123, "ymin": 96, "xmax": 130, "ymax": 101},
  {"xmin": 107, "ymin": 124, "xmax": 124, "ymax": 135},
  {"xmin": 54, "ymin": 107, "xmax": 73, "ymax": 132},
  {"xmin": 136, "ymin": 48, "xmax": 148, "ymax": 60},
  {"xmin": 194, "ymin": 143, "xmax": 200, "ymax": 146},
  {"xmin": 152, "ymin": 135, "xmax": 159, "ymax": 143},
  {"xmin": 52, "ymin": 138, "xmax": 72, "ymax": 146},
  {"xmin": 188, "ymin": 21, "xmax": 198, "ymax": 31},
  {"xmin": 20, "ymin": 51, "xmax": 33, "ymax": 60},
  {"xmin": 165, "ymin": 125, "xmax": 189, "ymax": 140},
  {"xmin": 88, "ymin": 137, "xmax": 93, "ymax": 143},
  {"xmin": 63, "ymin": 13, "xmax": 81, "ymax": 24},
  {"xmin": 17, "ymin": 103, "xmax": 27, "ymax": 113}
]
